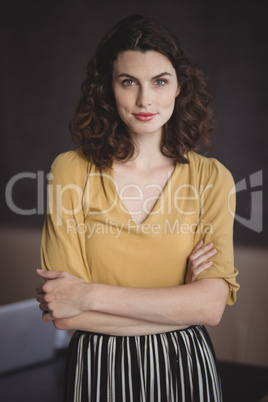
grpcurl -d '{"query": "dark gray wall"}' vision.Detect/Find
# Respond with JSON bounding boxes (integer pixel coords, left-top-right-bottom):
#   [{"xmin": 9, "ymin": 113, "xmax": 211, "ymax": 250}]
[{"xmin": 1, "ymin": 0, "xmax": 267, "ymax": 245}]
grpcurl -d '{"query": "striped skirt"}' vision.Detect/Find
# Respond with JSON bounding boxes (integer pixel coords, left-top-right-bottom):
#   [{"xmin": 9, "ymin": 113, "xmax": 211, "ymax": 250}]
[{"xmin": 64, "ymin": 325, "xmax": 223, "ymax": 401}]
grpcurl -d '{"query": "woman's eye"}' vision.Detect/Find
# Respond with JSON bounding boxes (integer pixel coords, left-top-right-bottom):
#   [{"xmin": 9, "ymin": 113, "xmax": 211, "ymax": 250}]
[
  {"xmin": 122, "ymin": 79, "xmax": 135, "ymax": 86},
  {"xmin": 154, "ymin": 79, "xmax": 167, "ymax": 86}
]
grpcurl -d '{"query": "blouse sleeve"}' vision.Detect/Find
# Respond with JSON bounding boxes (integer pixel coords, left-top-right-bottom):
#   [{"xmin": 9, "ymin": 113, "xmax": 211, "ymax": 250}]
[
  {"xmin": 193, "ymin": 157, "xmax": 239, "ymax": 305},
  {"xmin": 40, "ymin": 150, "xmax": 92, "ymax": 283}
]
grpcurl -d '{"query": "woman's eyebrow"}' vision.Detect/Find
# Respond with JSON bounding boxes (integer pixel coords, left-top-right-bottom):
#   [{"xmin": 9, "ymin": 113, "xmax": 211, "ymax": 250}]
[{"xmin": 117, "ymin": 72, "xmax": 172, "ymax": 80}]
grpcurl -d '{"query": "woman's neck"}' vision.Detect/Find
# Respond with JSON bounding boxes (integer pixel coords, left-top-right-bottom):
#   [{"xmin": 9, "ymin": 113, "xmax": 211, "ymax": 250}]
[{"xmin": 126, "ymin": 131, "xmax": 173, "ymax": 171}]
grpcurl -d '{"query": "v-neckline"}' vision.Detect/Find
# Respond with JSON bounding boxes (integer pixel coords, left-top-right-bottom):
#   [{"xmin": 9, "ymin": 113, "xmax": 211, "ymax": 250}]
[{"xmin": 110, "ymin": 163, "xmax": 178, "ymax": 226}]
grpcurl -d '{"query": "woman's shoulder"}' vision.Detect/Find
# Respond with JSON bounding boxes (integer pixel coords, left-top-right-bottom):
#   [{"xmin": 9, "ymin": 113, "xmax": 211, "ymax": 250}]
[
  {"xmin": 187, "ymin": 151, "xmax": 235, "ymax": 185},
  {"xmin": 51, "ymin": 147, "xmax": 88, "ymax": 169},
  {"xmin": 49, "ymin": 148, "xmax": 91, "ymax": 184}
]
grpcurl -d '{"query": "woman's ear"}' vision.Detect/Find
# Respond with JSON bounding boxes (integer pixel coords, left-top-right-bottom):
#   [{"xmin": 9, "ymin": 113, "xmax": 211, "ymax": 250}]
[{"xmin": 175, "ymin": 86, "xmax": 181, "ymax": 97}]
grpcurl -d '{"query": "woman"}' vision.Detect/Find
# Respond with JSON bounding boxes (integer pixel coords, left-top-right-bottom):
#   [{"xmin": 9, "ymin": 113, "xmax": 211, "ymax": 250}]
[{"xmin": 36, "ymin": 15, "xmax": 239, "ymax": 401}]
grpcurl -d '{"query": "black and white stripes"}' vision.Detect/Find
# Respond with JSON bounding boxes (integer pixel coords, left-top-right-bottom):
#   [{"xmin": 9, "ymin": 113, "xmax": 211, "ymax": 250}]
[{"xmin": 65, "ymin": 326, "xmax": 222, "ymax": 401}]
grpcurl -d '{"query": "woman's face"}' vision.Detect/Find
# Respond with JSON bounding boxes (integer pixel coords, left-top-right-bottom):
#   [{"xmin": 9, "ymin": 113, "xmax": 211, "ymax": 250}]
[{"xmin": 112, "ymin": 50, "xmax": 180, "ymax": 139}]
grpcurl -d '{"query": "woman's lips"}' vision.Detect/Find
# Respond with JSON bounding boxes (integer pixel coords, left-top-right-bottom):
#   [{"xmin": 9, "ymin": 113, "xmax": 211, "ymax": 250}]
[{"xmin": 133, "ymin": 113, "xmax": 157, "ymax": 121}]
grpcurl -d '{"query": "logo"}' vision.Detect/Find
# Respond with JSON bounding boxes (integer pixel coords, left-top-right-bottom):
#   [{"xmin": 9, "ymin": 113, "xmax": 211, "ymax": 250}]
[{"xmin": 228, "ymin": 170, "xmax": 263, "ymax": 233}]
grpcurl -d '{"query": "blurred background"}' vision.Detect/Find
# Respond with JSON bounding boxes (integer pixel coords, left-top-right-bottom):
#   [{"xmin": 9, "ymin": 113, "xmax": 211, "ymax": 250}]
[{"xmin": 0, "ymin": 0, "xmax": 267, "ymax": 401}]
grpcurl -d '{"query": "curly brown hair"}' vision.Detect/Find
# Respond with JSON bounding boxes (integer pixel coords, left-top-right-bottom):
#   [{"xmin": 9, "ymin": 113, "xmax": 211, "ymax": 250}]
[{"xmin": 69, "ymin": 15, "xmax": 214, "ymax": 168}]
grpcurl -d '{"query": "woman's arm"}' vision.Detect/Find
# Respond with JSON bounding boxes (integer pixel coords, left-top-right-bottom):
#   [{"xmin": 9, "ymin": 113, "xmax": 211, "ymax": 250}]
[
  {"xmin": 37, "ymin": 271, "xmax": 228, "ymax": 328},
  {"xmin": 36, "ymin": 268, "xmax": 187, "ymax": 335},
  {"xmin": 53, "ymin": 311, "xmax": 188, "ymax": 336},
  {"xmin": 90, "ymin": 277, "xmax": 228, "ymax": 327},
  {"xmin": 37, "ymin": 241, "xmax": 228, "ymax": 332}
]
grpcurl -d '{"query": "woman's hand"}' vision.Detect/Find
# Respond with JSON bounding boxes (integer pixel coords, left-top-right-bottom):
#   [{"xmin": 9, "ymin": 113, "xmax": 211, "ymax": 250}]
[
  {"xmin": 35, "ymin": 270, "xmax": 91, "ymax": 322},
  {"xmin": 185, "ymin": 240, "xmax": 217, "ymax": 284}
]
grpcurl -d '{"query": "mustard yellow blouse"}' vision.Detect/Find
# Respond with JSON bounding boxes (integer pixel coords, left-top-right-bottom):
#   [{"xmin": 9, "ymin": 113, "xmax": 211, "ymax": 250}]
[{"xmin": 41, "ymin": 148, "xmax": 239, "ymax": 305}]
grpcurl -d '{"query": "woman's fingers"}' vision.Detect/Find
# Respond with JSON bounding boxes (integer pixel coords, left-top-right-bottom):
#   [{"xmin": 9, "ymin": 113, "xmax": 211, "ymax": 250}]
[
  {"xmin": 42, "ymin": 311, "xmax": 53, "ymax": 322},
  {"xmin": 36, "ymin": 294, "xmax": 44, "ymax": 303},
  {"xmin": 35, "ymin": 269, "xmax": 89, "ymax": 320},
  {"xmin": 190, "ymin": 260, "xmax": 213, "ymax": 281},
  {"xmin": 36, "ymin": 269, "xmax": 65, "ymax": 279},
  {"xmin": 38, "ymin": 302, "xmax": 48, "ymax": 312},
  {"xmin": 187, "ymin": 241, "xmax": 217, "ymax": 283},
  {"xmin": 190, "ymin": 246, "xmax": 217, "ymax": 269},
  {"xmin": 191, "ymin": 240, "xmax": 204, "ymax": 254},
  {"xmin": 190, "ymin": 242, "xmax": 214, "ymax": 262}
]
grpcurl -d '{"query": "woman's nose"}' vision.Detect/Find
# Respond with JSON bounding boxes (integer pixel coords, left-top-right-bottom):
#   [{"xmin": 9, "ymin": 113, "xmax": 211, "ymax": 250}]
[{"xmin": 136, "ymin": 86, "xmax": 152, "ymax": 107}]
